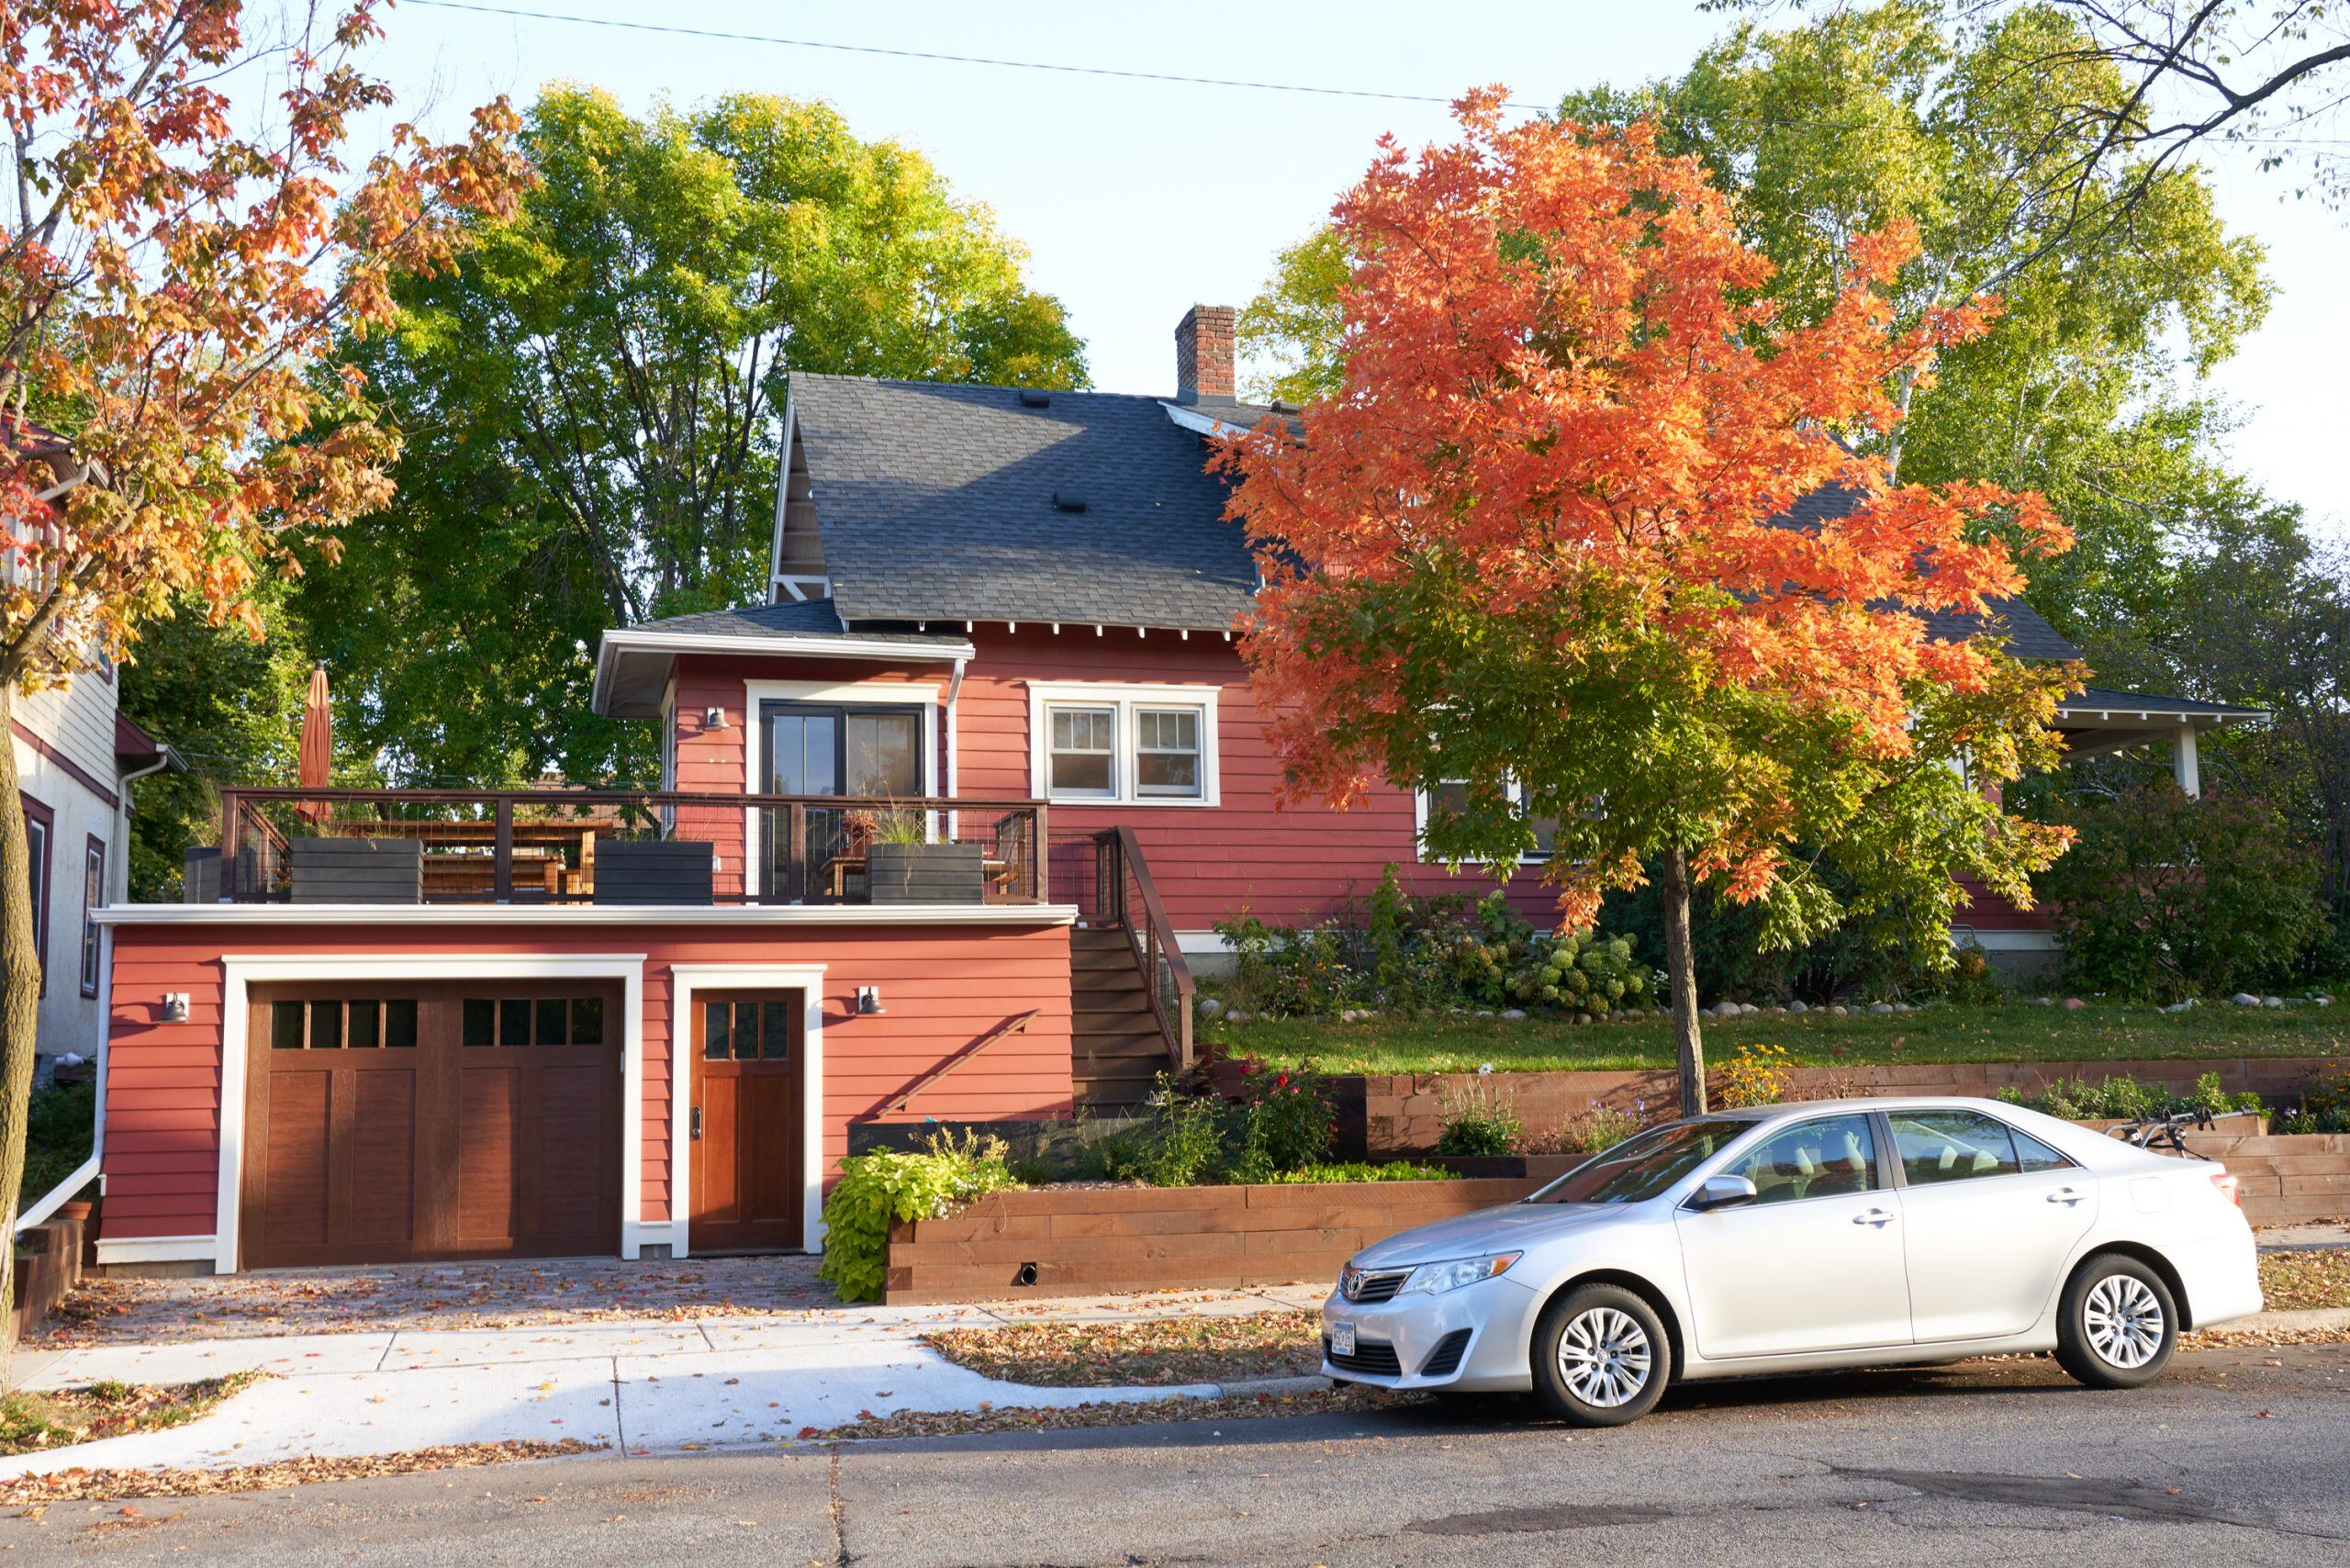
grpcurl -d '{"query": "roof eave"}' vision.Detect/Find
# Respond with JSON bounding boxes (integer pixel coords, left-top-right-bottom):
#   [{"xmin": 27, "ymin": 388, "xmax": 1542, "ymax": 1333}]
[{"xmin": 590, "ymin": 627, "xmax": 978, "ymax": 719}]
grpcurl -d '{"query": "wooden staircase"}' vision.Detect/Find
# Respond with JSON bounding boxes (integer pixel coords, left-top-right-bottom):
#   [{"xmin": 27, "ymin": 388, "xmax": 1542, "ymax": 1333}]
[{"xmin": 1070, "ymin": 927, "xmax": 1175, "ymax": 1111}]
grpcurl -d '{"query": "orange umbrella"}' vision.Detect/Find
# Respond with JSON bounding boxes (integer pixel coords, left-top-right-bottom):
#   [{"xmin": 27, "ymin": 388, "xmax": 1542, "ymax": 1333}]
[{"xmin": 296, "ymin": 666, "xmax": 331, "ymax": 820}]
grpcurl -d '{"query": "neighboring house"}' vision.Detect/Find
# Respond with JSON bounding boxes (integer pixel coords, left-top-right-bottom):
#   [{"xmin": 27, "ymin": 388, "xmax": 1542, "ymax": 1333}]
[
  {"xmin": 5, "ymin": 421, "xmax": 179, "ymax": 1071},
  {"xmin": 87, "ymin": 305, "xmax": 2259, "ymax": 1276}
]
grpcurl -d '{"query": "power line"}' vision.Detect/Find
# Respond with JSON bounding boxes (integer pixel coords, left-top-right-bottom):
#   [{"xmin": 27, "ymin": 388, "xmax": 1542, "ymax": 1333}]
[{"xmin": 402, "ymin": 0, "xmax": 1550, "ymax": 111}]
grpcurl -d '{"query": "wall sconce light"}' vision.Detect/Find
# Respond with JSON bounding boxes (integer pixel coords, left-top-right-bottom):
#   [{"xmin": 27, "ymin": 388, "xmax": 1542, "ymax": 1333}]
[
  {"xmin": 161, "ymin": 992, "xmax": 191, "ymax": 1024},
  {"xmin": 856, "ymin": 986, "xmax": 885, "ymax": 1016},
  {"xmin": 702, "ymin": 706, "xmax": 729, "ymax": 731}
]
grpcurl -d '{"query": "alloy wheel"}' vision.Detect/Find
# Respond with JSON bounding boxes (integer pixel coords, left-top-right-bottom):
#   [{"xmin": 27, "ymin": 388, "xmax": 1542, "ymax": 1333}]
[
  {"xmin": 2084, "ymin": 1273, "xmax": 2165, "ymax": 1369},
  {"xmin": 1556, "ymin": 1306, "xmax": 1653, "ymax": 1407}
]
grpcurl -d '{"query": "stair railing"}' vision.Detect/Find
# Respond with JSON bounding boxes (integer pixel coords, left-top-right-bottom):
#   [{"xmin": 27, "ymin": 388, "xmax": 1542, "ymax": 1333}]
[
  {"xmin": 884, "ymin": 1010, "xmax": 1040, "ymax": 1115},
  {"xmin": 1093, "ymin": 826, "xmax": 1195, "ymax": 1071}
]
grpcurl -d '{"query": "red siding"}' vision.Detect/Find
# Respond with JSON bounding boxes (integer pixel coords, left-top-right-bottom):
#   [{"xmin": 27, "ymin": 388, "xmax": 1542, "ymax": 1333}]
[{"xmin": 104, "ymin": 920, "xmax": 1071, "ymax": 1244}]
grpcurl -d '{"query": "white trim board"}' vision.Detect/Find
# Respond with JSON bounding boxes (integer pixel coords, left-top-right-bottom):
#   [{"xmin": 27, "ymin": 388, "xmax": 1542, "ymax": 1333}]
[
  {"xmin": 213, "ymin": 953, "xmax": 649, "ymax": 1275},
  {"xmin": 100, "ymin": 903, "xmax": 1078, "ymax": 927},
  {"xmin": 94, "ymin": 1234, "xmax": 216, "ymax": 1268},
  {"xmin": 667, "ymin": 963, "xmax": 829, "ymax": 1257},
  {"xmin": 1025, "ymin": 679, "xmax": 1222, "ymax": 808}
]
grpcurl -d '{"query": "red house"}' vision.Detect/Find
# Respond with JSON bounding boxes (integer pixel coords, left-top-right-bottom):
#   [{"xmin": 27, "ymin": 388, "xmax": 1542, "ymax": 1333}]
[{"xmin": 88, "ymin": 307, "xmax": 2258, "ymax": 1275}]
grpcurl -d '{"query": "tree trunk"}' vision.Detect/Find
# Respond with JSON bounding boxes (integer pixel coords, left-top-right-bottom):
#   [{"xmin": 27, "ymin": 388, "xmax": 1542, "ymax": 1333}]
[
  {"xmin": 1660, "ymin": 845, "xmax": 1707, "ymax": 1116},
  {"xmin": 0, "ymin": 681, "xmax": 42, "ymax": 1346}
]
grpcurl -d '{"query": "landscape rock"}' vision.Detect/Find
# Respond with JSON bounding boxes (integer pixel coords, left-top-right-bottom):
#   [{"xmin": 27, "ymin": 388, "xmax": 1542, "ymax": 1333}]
[
  {"xmin": 1195, "ymin": 996, "xmax": 1224, "ymax": 1019},
  {"xmin": 1787, "ymin": 1000, "xmax": 1808, "ymax": 1014},
  {"xmin": 1499, "ymin": 1009, "xmax": 1528, "ymax": 1021},
  {"xmin": 2063, "ymin": 997, "xmax": 2087, "ymax": 1011},
  {"xmin": 1868, "ymin": 1002, "xmax": 1895, "ymax": 1015},
  {"xmin": 2233, "ymin": 993, "xmax": 2262, "ymax": 1008}
]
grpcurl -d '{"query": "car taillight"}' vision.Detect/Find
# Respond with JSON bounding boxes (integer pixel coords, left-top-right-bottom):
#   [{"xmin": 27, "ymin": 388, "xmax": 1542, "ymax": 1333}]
[{"xmin": 2210, "ymin": 1170, "xmax": 2242, "ymax": 1207}]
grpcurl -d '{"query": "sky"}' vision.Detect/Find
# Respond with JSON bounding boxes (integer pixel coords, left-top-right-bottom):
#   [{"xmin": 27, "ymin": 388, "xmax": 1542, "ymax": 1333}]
[{"xmin": 364, "ymin": 0, "xmax": 2346, "ymax": 535}]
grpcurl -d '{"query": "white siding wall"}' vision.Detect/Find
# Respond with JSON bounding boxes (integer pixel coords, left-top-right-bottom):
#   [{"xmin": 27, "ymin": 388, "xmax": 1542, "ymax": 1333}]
[{"xmin": 12, "ymin": 670, "xmax": 128, "ymax": 1060}]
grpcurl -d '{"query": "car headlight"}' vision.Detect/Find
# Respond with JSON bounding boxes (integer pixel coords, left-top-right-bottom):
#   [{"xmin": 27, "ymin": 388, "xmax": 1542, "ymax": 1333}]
[{"xmin": 1398, "ymin": 1252, "xmax": 1522, "ymax": 1296}]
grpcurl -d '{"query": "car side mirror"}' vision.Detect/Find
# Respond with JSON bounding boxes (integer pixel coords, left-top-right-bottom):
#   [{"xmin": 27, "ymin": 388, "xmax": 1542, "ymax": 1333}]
[{"xmin": 1689, "ymin": 1174, "xmax": 1758, "ymax": 1212}]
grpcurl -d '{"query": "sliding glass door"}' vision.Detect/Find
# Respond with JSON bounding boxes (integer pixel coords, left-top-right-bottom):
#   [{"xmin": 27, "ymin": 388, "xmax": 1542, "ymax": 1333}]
[{"xmin": 760, "ymin": 702, "xmax": 924, "ymax": 899}]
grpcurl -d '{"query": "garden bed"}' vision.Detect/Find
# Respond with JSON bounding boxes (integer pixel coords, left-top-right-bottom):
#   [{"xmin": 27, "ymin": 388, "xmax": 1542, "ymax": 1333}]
[{"xmin": 881, "ymin": 1177, "xmax": 1529, "ymax": 1305}]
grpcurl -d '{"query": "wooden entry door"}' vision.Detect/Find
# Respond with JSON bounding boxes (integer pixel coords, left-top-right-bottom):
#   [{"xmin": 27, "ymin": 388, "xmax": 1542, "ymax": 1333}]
[{"xmin": 690, "ymin": 991, "xmax": 805, "ymax": 1252}]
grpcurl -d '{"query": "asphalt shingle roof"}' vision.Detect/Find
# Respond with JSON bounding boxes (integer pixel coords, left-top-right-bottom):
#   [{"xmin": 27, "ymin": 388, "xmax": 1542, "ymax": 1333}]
[
  {"xmin": 624, "ymin": 596, "xmax": 968, "ymax": 646},
  {"xmin": 789, "ymin": 375, "xmax": 1262, "ymax": 631}
]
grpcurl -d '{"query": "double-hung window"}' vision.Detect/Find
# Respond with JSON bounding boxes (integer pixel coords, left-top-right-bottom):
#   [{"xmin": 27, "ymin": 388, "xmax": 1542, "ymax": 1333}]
[
  {"xmin": 79, "ymin": 839, "xmax": 104, "ymax": 997},
  {"xmin": 1030, "ymin": 684, "xmax": 1218, "ymax": 807},
  {"xmin": 1416, "ymin": 779, "xmax": 1559, "ymax": 864}
]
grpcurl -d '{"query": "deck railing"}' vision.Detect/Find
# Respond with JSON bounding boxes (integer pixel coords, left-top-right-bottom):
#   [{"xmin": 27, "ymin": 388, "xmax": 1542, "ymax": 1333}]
[{"xmin": 200, "ymin": 787, "xmax": 1048, "ymax": 907}]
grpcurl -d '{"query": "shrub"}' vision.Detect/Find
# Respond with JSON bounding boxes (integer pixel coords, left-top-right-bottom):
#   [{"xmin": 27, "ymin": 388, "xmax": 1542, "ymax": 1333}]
[
  {"xmin": 1552, "ymin": 1103, "xmax": 1647, "ymax": 1155},
  {"xmin": 1715, "ymin": 1043, "xmax": 1793, "ymax": 1108},
  {"xmin": 2290, "ymin": 1061, "xmax": 2350, "ymax": 1134},
  {"xmin": 1231, "ymin": 1060, "xmax": 1336, "ymax": 1180},
  {"xmin": 1086, "ymin": 1075, "xmax": 1229, "ymax": 1188},
  {"xmin": 1996, "ymin": 1072, "xmax": 2263, "ymax": 1122},
  {"xmin": 1435, "ymin": 1075, "xmax": 1523, "ymax": 1156},
  {"xmin": 2038, "ymin": 784, "xmax": 2327, "ymax": 1002},
  {"xmin": 1268, "ymin": 1160, "xmax": 1454, "ymax": 1183},
  {"xmin": 1504, "ymin": 926, "xmax": 1655, "ymax": 1014},
  {"xmin": 817, "ymin": 1129, "xmax": 1022, "ymax": 1303}
]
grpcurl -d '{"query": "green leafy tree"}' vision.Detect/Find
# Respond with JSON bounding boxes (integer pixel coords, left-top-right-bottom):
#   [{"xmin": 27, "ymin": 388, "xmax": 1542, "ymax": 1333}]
[{"xmin": 300, "ymin": 87, "xmax": 1090, "ymax": 784}]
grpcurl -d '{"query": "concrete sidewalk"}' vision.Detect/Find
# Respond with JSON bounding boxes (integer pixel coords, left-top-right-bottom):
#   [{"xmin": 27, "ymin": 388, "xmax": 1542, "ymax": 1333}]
[{"xmin": 0, "ymin": 1286, "xmax": 1328, "ymax": 1480}]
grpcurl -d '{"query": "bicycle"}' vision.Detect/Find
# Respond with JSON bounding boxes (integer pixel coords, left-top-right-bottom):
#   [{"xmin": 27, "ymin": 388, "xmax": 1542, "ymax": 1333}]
[{"xmin": 2106, "ymin": 1108, "xmax": 2215, "ymax": 1159}]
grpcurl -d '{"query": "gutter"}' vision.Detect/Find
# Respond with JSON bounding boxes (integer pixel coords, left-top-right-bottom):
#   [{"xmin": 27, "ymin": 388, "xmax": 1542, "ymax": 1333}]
[{"xmin": 17, "ymin": 742, "xmax": 183, "ymax": 1235}]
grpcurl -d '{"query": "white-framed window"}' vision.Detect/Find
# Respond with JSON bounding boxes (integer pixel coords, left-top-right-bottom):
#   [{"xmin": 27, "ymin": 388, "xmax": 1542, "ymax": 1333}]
[
  {"xmin": 79, "ymin": 838, "xmax": 104, "ymax": 997},
  {"xmin": 1415, "ymin": 779, "xmax": 1558, "ymax": 865},
  {"xmin": 1026, "ymin": 682, "xmax": 1219, "ymax": 807}
]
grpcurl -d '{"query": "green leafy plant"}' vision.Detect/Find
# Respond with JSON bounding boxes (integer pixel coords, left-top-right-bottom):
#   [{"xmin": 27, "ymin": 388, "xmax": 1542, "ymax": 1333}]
[
  {"xmin": 1268, "ymin": 1160, "xmax": 1454, "ymax": 1183},
  {"xmin": 1085, "ymin": 1076, "xmax": 1228, "ymax": 1188},
  {"xmin": 1554, "ymin": 1103, "xmax": 1647, "ymax": 1156},
  {"xmin": 1230, "ymin": 1059, "xmax": 1337, "ymax": 1180},
  {"xmin": 2287, "ymin": 1062, "xmax": 2350, "ymax": 1134},
  {"xmin": 1996, "ymin": 1072, "xmax": 2262, "ymax": 1122},
  {"xmin": 849, "ymin": 806, "xmax": 929, "ymax": 846},
  {"xmin": 1715, "ymin": 1043, "xmax": 1794, "ymax": 1109},
  {"xmin": 817, "ymin": 1129, "xmax": 1022, "ymax": 1303},
  {"xmin": 1435, "ymin": 1076, "xmax": 1523, "ymax": 1156},
  {"xmin": 2039, "ymin": 784, "xmax": 2327, "ymax": 1002}
]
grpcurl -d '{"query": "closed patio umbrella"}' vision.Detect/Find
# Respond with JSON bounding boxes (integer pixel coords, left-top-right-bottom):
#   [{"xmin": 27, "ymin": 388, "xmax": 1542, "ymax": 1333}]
[{"xmin": 296, "ymin": 666, "xmax": 331, "ymax": 821}]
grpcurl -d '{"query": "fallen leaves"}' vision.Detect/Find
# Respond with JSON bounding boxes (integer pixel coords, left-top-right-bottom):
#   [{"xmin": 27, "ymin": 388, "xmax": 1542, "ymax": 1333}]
[
  {"xmin": 0, "ymin": 1374, "xmax": 265, "ymax": 1458},
  {"xmin": 2255, "ymin": 1249, "xmax": 2350, "ymax": 1312},
  {"xmin": 815, "ymin": 1384, "xmax": 1421, "ymax": 1442},
  {"xmin": 0, "ymin": 1439, "xmax": 606, "ymax": 1504},
  {"xmin": 923, "ymin": 1311, "xmax": 1324, "ymax": 1388}
]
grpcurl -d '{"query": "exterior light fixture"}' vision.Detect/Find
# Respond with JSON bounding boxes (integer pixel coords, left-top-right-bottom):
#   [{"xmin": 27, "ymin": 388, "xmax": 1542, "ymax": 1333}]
[
  {"xmin": 161, "ymin": 992, "xmax": 191, "ymax": 1023},
  {"xmin": 856, "ymin": 986, "xmax": 884, "ymax": 1016},
  {"xmin": 703, "ymin": 706, "xmax": 728, "ymax": 731}
]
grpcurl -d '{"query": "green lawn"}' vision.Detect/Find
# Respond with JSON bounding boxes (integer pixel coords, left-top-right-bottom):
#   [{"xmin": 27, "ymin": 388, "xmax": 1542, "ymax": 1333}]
[{"xmin": 1216, "ymin": 1000, "xmax": 2350, "ymax": 1075}]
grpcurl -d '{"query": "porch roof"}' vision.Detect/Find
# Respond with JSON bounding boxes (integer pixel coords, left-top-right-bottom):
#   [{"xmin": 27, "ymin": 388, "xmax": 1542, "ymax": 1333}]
[
  {"xmin": 592, "ymin": 598, "xmax": 973, "ymax": 718},
  {"xmin": 2053, "ymin": 685, "xmax": 2267, "ymax": 757}
]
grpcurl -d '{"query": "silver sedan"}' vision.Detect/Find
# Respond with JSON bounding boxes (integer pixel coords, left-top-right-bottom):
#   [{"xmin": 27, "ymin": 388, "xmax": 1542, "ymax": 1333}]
[{"xmin": 1321, "ymin": 1096, "xmax": 2263, "ymax": 1425}]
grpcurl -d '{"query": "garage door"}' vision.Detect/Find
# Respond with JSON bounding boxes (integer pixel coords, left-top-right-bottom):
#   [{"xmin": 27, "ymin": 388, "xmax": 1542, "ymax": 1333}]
[{"xmin": 241, "ymin": 981, "xmax": 622, "ymax": 1268}]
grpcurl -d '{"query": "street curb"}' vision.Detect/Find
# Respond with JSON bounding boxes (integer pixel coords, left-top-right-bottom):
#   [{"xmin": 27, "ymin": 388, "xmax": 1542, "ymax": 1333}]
[
  {"xmin": 2225, "ymin": 1307, "xmax": 2350, "ymax": 1332},
  {"xmin": 1208, "ymin": 1375, "xmax": 1329, "ymax": 1397}
]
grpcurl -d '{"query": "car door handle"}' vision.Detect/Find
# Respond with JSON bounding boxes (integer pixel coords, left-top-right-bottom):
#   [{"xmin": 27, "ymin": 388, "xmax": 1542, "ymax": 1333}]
[
  {"xmin": 2046, "ymin": 1185, "xmax": 2084, "ymax": 1204},
  {"xmin": 1853, "ymin": 1207, "xmax": 1897, "ymax": 1226}
]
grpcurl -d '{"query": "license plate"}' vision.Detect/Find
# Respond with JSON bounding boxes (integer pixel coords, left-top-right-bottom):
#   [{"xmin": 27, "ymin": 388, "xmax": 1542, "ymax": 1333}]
[{"xmin": 1330, "ymin": 1321, "xmax": 1357, "ymax": 1358}]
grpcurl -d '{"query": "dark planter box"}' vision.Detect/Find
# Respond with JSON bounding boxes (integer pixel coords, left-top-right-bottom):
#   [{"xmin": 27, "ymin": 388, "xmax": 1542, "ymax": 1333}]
[
  {"xmin": 290, "ymin": 838, "xmax": 422, "ymax": 903},
  {"xmin": 595, "ymin": 839, "xmax": 714, "ymax": 905},
  {"xmin": 867, "ymin": 842, "xmax": 984, "ymax": 904}
]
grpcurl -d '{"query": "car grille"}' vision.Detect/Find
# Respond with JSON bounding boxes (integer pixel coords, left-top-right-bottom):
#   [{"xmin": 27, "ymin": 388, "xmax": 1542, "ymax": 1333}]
[
  {"xmin": 1418, "ymin": 1328, "xmax": 1473, "ymax": 1379},
  {"xmin": 1340, "ymin": 1266, "xmax": 1410, "ymax": 1304},
  {"xmin": 1324, "ymin": 1336, "xmax": 1404, "ymax": 1377}
]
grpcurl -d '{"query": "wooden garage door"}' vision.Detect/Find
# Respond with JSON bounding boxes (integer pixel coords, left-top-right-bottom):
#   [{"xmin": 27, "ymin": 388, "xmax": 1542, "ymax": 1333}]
[{"xmin": 242, "ymin": 981, "xmax": 622, "ymax": 1269}]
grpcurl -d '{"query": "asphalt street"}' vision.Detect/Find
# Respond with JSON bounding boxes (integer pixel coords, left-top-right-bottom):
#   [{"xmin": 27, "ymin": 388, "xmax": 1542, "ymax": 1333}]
[{"xmin": 6, "ymin": 1344, "xmax": 2346, "ymax": 1566}]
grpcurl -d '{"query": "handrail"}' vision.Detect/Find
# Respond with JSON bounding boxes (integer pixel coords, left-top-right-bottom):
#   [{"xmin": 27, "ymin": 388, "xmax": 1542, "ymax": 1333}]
[
  {"xmin": 218, "ymin": 785, "xmax": 1046, "ymax": 811},
  {"xmin": 13, "ymin": 1153, "xmax": 96, "ymax": 1235},
  {"xmin": 1104, "ymin": 826, "xmax": 1195, "ymax": 1071},
  {"xmin": 883, "ymin": 1010, "xmax": 1040, "ymax": 1115}
]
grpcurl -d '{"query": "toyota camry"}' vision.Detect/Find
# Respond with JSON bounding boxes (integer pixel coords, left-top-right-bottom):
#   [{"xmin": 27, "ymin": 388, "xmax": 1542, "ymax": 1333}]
[{"xmin": 1320, "ymin": 1097, "xmax": 2263, "ymax": 1425}]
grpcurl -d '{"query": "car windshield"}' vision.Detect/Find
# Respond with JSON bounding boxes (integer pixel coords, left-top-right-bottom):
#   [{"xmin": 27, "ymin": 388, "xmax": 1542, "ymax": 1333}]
[{"xmin": 1526, "ymin": 1117, "xmax": 1755, "ymax": 1204}]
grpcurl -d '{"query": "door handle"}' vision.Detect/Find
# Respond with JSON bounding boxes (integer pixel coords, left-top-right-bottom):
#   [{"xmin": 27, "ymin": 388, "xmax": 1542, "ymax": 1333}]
[
  {"xmin": 1853, "ymin": 1207, "xmax": 1897, "ymax": 1226},
  {"xmin": 691, "ymin": 1106, "xmax": 703, "ymax": 1141},
  {"xmin": 2046, "ymin": 1185, "xmax": 2083, "ymax": 1204}
]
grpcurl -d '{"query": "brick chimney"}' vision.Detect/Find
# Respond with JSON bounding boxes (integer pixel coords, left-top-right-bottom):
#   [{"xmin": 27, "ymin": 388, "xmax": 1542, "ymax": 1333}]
[{"xmin": 1173, "ymin": 304, "xmax": 1236, "ymax": 405}]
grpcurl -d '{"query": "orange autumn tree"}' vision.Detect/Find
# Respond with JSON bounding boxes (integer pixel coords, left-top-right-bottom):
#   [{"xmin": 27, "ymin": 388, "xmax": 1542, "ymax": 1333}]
[
  {"xmin": 0, "ymin": 0, "xmax": 529, "ymax": 1325},
  {"xmin": 1217, "ymin": 92, "xmax": 2079, "ymax": 1113}
]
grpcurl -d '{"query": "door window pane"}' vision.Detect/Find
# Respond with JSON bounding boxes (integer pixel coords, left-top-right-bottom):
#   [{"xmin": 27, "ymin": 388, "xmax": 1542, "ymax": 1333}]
[
  {"xmin": 705, "ymin": 1001, "xmax": 732, "ymax": 1060},
  {"xmin": 308, "ymin": 1002, "xmax": 343, "ymax": 1050},
  {"xmin": 498, "ymin": 998, "xmax": 530, "ymax": 1047},
  {"xmin": 535, "ymin": 996, "xmax": 569, "ymax": 1046},
  {"xmin": 760, "ymin": 1000, "xmax": 794, "ymax": 1059},
  {"xmin": 570, "ymin": 995, "xmax": 603, "ymax": 1047},
  {"xmin": 1890, "ymin": 1111, "xmax": 2023, "ymax": 1184},
  {"xmin": 1047, "ymin": 706, "xmax": 1115, "ymax": 796},
  {"xmin": 464, "ymin": 997, "xmax": 494, "ymax": 1047},
  {"xmin": 845, "ymin": 711, "xmax": 921, "ymax": 799},
  {"xmin": 347, "ymin": 1002, "xmax": 379, "ymax": 1049},
  {"xmin": 273, "ymin": 1001, "xmax": 306, "ymax": 1049},
  {"xmin": 386, "ymin": 999, "xmax": 419, "ymax": 1049},
  {"xmin": 1731, "ymin": 1115, "xmax": 1880, "ymax": 1204},
  {"xmin": 1135, "ymin": 708, "xmax": 1203, "ymax": 798},
  {"xmin": 768, "ymin": 711, "xmax": 840, "ymax": 797}
]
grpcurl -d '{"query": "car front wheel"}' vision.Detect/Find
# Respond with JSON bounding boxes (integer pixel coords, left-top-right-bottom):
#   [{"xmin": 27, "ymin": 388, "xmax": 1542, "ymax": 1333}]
[
  {"xmin": 2055, "ymin": 1255, "xmax": 2178, "ymax": 1389},
  {"xmin": 1529, "ymin": 1283, "xmax": 1672, "ymax": 1427}
]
